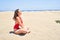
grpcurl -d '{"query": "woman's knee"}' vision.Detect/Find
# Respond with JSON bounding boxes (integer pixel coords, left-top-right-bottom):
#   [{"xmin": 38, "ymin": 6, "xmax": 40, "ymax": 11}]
[{"xmin": 14, "ymin": 31, "xmax": 19, "ymax": 34}]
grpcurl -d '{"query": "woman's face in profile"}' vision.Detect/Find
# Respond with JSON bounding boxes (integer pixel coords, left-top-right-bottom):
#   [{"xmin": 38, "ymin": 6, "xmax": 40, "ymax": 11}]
[{"xmin": 18, "ymin": 10, "xmax": 22, "ymax": 15}]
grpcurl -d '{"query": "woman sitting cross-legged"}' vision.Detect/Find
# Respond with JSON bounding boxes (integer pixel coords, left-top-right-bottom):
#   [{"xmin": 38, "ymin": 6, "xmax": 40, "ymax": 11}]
[{"xmin": 13, "ymin": 9, "xmax": 30, "ymax": 34}]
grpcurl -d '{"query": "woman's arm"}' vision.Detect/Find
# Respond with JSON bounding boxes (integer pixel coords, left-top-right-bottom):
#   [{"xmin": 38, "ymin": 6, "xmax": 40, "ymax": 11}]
[{"xmin": 16, "ymin": 17, "xmax": 24, "ymax": 28}]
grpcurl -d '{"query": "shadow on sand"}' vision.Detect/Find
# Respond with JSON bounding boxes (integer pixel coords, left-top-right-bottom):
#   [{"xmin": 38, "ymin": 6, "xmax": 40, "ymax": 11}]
[
  {"xmin": 9, "ymin": 31, "xmax": 26, "ymax": 36},
  {"xmin": 55, "ymin": 20, "xmax": 60, "ymax": 24}
]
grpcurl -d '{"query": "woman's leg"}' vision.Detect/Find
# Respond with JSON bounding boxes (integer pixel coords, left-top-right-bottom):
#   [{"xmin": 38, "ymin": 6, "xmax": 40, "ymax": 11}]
[
  {"xmin": 22, "ymin": 26, "xmax": 31, "ymax": 33},
  {"xmin": 14, "ymin": 28, "xmax": 27, "ymax": 34}
]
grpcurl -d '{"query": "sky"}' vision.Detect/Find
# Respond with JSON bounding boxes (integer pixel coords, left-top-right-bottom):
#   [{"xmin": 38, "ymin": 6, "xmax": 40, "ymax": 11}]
[{"xmin": 0, "ymin": 0, "xmax": 60, "ymax": 10}]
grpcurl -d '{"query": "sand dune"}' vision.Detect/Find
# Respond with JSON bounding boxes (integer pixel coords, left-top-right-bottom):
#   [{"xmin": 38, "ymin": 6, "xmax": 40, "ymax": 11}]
[{"xmin": 0, "ymin": 11, "xmax": 60, "ymax": 40}]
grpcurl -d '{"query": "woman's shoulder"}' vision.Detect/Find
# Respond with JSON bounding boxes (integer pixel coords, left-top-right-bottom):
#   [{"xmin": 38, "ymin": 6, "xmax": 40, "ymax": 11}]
[
  {"xmin": 16, "ymin": 17, "xmax": 21, "ymax": 20},
  {"xmin": 16, "ymin": 17, "xmax": 20, "ymax": 19}
]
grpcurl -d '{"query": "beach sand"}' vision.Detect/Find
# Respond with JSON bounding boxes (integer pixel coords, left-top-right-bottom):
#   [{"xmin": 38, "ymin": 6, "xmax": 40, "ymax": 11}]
[{"xmin": 0, "ymin": 11, "xmax": 60, "ymax": 40}]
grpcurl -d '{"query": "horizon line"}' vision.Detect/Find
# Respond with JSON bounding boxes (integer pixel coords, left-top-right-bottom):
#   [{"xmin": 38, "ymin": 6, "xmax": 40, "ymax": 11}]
[{"xmin": 0, "ymin": 9, "xmax": 60, "ymax": 12}]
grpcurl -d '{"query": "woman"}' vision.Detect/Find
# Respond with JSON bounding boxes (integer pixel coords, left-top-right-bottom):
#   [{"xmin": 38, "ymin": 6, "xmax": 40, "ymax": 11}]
[{"xmin": 13, "ymin": 9, "xmax": 30, "ymax": 34}]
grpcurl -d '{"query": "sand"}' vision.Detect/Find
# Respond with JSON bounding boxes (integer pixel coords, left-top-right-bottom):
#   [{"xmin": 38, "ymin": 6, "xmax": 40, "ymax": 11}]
[{"xmin": 0, "ymin": 11, "xmax": 60, "ymax": 40}]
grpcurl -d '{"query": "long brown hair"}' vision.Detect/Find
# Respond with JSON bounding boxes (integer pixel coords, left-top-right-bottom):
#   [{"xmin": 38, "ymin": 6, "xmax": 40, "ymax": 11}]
[{"xmin": 13, "ymin": 9, "xmax": 19, "ymax": 20}]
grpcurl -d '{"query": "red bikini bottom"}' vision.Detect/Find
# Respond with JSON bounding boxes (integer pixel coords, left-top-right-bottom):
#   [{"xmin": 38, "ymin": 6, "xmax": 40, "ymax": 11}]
[{"xmin": 14, "ymin": 24, "xmax": 20, "ymax": 31}]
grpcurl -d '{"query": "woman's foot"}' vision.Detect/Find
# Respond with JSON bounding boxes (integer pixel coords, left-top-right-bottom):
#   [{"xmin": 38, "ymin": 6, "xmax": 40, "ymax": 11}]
[{"xmin": 27, "ymin": 30, "xmax": 31, "ymax": 34}]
